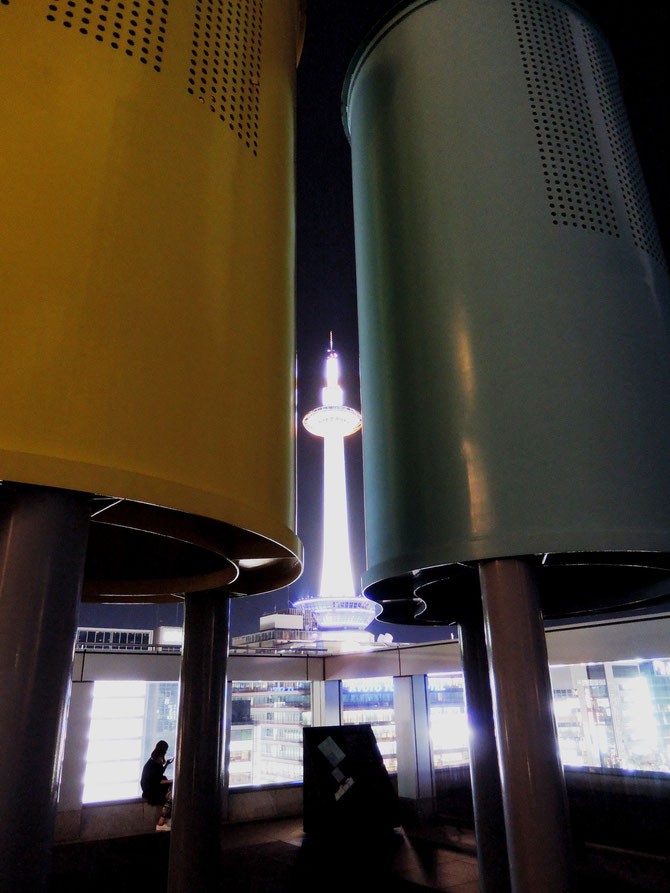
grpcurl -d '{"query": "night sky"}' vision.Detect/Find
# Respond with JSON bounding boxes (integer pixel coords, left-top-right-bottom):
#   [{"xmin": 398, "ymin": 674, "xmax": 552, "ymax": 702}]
[{"xmin": 79, "ymin": 0, "xmax": 670, "ymax": 641}]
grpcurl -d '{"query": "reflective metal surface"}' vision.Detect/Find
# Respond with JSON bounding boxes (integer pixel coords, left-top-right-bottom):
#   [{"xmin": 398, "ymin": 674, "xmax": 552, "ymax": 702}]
[
  {"xmin": 480, "ymin": 559, "xmax": 574, "ymax": 892},
  {"xmin": 345, "ymin": 0, "xmax": 670, "ymax": 608},
  {"xmin": 168, "ymin": 591, "xmax": 231, "ymax": 893},
  {"xmin": 0, "ymin": 484, "xmax": 90, "ymax": 891}
]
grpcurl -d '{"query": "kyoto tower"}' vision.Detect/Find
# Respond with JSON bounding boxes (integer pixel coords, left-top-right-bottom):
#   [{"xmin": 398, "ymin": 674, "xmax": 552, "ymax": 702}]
[{"xmin": 295, "ymin": 337, "xmax": 381, "ymax": 643}]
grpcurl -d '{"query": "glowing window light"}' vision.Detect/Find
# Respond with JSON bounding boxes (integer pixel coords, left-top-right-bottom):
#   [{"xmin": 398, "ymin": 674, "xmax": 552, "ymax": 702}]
[
  {"xmin": 93, "ymin": 680, "xmax": 147, "ymax": 697},
  {"xmin": 427, "ymin": 662, "xmax": 670, "ymax": 774},
  {"xmin": 87, "ymin": 760, "xmax": 143, "ymax": 784},
  {"xmin": 341, "ymin": 677, "xmax": 396, "ymax": 772},
  {"xmin": 82, "ymin": 681, "xmax": 180, "ymax": 803},
  {"xmin": 90, "ymin": 696, "xmax": 146, "ymax": 719},
  {"xmin": 86, "ymin": 738, "xmax": 143, "ymax": 763},
  {"xmin": 84, "ymin": 781, "xmax": 141, "ymax": 803},
  {"xmin": 618, "ymin": 676, "xmax": 658, "ymax": 752},
  {"xmin": 229, "ymin": 681, "xmax": 312, "ymax": 787},
  {"xmin": 88, "ymin": 716, "xmax": 144, "ymax": 741},
  {"xmin": 427, "ymin": 673, "xmax": 470, "ymax": 768},
  {"xmin": 84, "ymin": 680, "xmax": 147, "ymax": 804},
  {"xmin": 429, "ymin": 713, "xmax": 470, "ymax": 752}
]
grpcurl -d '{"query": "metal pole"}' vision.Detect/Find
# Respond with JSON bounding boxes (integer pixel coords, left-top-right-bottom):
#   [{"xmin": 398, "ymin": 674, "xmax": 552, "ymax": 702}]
[
  {"xmin": 0, "ymin": 483, "xmax": 91, "ymax": 893},
  {"xmin": 168, "ymin": 589, "xmax": 231, "ymax": 892},
  {"xmin": 479, "ymin": 558, "xmax": 575, "ymax": 893},
  {"xmin": 458, "ymin": 597, "xmax": 511, "ymax": 893},
  {"xmin": 393, "ymin": 674, "xmax": 435, "ymax": 821}
]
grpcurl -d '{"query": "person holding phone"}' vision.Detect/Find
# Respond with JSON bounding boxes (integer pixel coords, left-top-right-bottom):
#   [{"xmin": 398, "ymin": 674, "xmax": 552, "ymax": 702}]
[{"xmin": 140, "ymin": 740, "xmax": 174, "ymax": 830}]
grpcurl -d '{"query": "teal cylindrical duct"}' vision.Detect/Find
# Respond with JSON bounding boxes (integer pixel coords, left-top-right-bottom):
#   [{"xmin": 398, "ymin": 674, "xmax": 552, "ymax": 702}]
[{"xmin": 344, "ymin": 0, "xmax": 670, "ymax": 618}]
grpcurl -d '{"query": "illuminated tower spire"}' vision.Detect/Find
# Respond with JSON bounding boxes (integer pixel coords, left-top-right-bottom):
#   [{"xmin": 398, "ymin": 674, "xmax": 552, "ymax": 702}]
[{"xmin": 295, "ymin": 341, "xmax": 380, "ymax": 635}]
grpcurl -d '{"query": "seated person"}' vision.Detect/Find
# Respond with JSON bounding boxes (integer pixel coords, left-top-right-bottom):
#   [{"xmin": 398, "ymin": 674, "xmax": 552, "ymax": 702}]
[{"xmin": 141, "ymin": 740, "xmax": 173, "ymax": 829}]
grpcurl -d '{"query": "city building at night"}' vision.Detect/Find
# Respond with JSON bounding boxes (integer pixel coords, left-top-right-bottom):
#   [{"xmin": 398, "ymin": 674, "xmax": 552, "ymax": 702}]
[
  {"xmin": 230, "ymin": 609, "xmax": 324, "ymax": 654},
  {"xmin": 60, "ymin": 613, "xmax": 670, "ymax": 857}
]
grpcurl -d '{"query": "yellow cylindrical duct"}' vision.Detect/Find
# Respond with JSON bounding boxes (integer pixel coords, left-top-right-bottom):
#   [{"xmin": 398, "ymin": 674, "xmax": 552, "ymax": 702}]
[{"xmin": 0, "ymin": 0, "xmax": 303, "ymax": 598}]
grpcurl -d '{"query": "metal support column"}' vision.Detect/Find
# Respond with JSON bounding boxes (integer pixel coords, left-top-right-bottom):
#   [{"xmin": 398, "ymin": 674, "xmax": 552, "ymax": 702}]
[
  {"xmin": 479, "ymin": 558, "xmax": 574, "ymax": 893},
  {"xmin": 168, "ymin": 589, "xmax": 231, "ymax": 892},
  {"xmin": 57, "ymin": 681, "xmax": 95, "ymax": 820},
  {"xmin": 393, "ymin": 674, "xmax": 434, "ymax": 823},
  {"xmin": 0, "ymin": 483, "xmax": 91, "ymax": 893},
  {"xmin": 459, "ymin": 597, "xmax": 511, "ymax": 893},
  {"xmin": 311, "ymin": 679, "xmax": 342, "ymax": 727}
]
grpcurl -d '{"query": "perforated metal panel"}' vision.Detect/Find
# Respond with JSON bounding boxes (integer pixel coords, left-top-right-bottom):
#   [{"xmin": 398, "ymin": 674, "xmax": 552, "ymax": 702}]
[
  {"xmin": 188, "ymin": 0, "xmax": 263, "ymax": 154},
  {"xmin": 511, "ymin": 0, "xmax": 618, "ymax": 236},
  {"xmin": 0, "ymin": 0, "xmax": 303, "ymax": 596},
  {"xmin": 580, "ymin": 22, "xmax": 666, "ymax": 265},
  {"xmin": 344, "ymin": 0, "xmax": 670, "ymax": 610},
  {"xmin": 45, "ymin": 0, "xmax": 169, "ymax": 70}
]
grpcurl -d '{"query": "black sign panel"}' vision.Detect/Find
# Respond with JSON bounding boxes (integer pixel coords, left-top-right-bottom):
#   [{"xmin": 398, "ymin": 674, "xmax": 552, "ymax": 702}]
[{"xmin": 303, "ymin": 724, "xmax": 400, "ymax": 835}]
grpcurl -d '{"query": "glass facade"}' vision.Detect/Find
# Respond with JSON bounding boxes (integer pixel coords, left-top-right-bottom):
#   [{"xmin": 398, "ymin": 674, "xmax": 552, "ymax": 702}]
[
  {"xmin": 228, "ymin": 681, "xmax": 312, "ymax": 787},
  {"xmin": 76, "ymin": 628, "xmax": 152, "ymax": 651},
  {"xmin": 552, "ymin": 659, "xmax": 670, "ymax": 772},
  {"xmin": 83, "ymin": 680, "xmax": 179, "ymax": 804},
  {"xmin": 341, "ymin": 677, "xmax": 397, "ymax": 772},
  {"xmin": 427, "ymin": 659, "xmax": 670, "ymax": 775},
  {"xmin": 80, "ymin": 656, "xmax": 670, "ymax": 807},
  {"xmin": 427, "ymin": 673, "xmax": 470, "ymax": 768}
]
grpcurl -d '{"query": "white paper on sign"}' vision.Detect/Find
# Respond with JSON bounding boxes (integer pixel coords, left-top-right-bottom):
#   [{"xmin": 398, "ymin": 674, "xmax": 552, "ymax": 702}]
[
  {"xmin": 318, "ymin": 736, "xmax": 346, "ymax": 767},
  {"xmin": 334, "ymin": 777, "xmax": 354, "ymax": 801}
]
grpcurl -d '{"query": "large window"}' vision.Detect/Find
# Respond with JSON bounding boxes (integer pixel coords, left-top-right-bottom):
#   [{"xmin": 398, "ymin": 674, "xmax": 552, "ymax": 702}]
[
  {"xmin": 427, "ymin": 659, "xmax": 670, "ymax": 776},
  {"xmin": 83, "ymin": 681, "xmax": 178, "ymax": 803},
  {"xmin": 341, "ymin": 677, "xmax": 397, "ymax": 772},
  {"xmin": 229, "ymin": 681, "xmax": 311, "ymax": 787},
  {"xmin": 76, "ymin": 628, "xmax": 152, "ymax": 651},
  {"xmin": 427, "ymin": 673, "xmax": 469, "ymax": 768},
  {"xmin": 551, "ymin": 659, "xmax": 670, "ymax": 772},
  {"xmin": 80, "ymin": 655, "xmax": 670, "ymax": 806}
]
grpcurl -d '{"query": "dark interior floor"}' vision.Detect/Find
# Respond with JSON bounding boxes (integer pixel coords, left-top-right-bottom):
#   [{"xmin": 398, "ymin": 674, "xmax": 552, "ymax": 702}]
[{"xmin": 49, "ymin": 817, "xmax": 670, "ymax": 893}]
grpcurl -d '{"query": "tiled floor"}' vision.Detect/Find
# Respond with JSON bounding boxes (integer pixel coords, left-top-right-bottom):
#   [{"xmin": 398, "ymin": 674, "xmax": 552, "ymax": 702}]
[
  {"xmin": 388, "ymin": 838, "xmax": 480, "ymax": 891},
  {"xmin": 50, "ymin": 817, "xmax": 481, "ymax": 892},
  {"xmin": 50, "ymin": 816, "xmax": 670, "ymax": 892},
  {"xmin": 223, "ymin": 827, "xmax": 481, "ymax": 893},
  {"xmin": 285, "ymin": 821, "xmax": 480, "ymax": 892}
]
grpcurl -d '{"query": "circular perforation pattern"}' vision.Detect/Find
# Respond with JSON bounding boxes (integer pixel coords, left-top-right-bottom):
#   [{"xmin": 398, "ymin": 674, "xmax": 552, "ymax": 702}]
[
  {"xmin": 511, "ymin": 0, "xmax": 619, "ymax": 237},
  {"xmin": 581, "ymin": 24, "xmax": 666, "ymax": 267},
  {"xmin": 45, "ymin": 0, "xmax": 169, "ymax": 71},
  {"xmin": 188, "ymin": 0, "xmax": 262, "ymax": 155}
]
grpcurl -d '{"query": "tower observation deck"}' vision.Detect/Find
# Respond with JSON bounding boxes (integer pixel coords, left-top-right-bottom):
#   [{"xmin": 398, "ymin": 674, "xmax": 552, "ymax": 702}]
[{"xmin": 295, "ymin": 339, "xmax": 381, "ymax": 636}]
